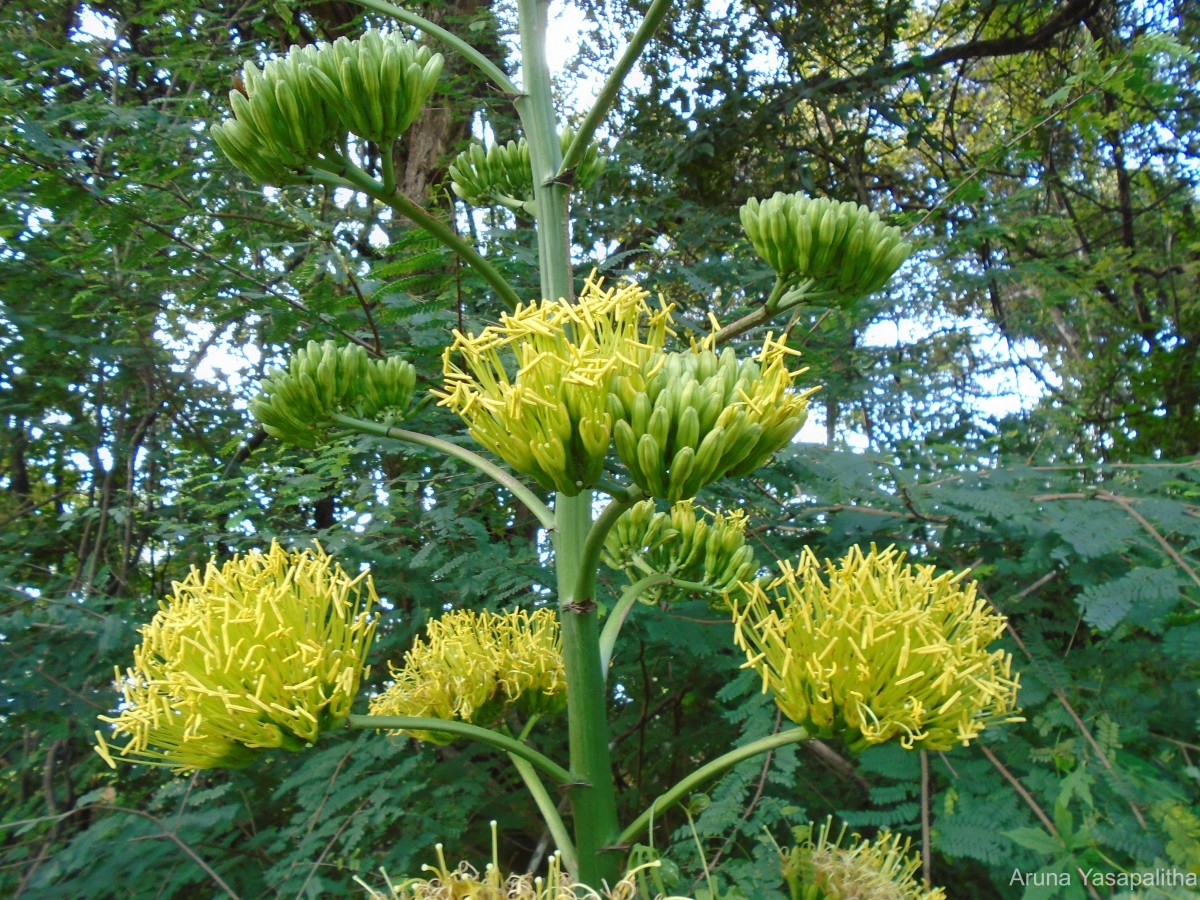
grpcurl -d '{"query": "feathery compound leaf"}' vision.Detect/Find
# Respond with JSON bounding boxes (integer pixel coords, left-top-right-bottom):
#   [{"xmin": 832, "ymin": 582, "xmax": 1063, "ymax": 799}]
[{"xmin": 1078, "ymin": 566, "xmax": 1185, "ymax": 632}]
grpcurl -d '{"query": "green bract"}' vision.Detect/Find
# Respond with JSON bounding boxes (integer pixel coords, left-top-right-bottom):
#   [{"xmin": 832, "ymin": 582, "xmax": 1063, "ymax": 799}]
[
  {"xmin": 249, "ymin": 340, "xmax": 416, "ymax": 448},
  {"xmin": 740, "ymin": 192, "xmax": 912, "ymax": 306}
]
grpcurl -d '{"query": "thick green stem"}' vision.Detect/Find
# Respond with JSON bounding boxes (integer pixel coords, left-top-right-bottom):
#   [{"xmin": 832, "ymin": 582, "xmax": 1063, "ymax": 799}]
[
  {"xmin": 554, "ymin": 491, "xmax": 622, "ymax": 888},
  {"xmin": 512, "ymin": 0, "xmax": 619, "ymax": 885},
  {"xmin": 617, "ymin": 727, "xmax": 811, "ymax": 848},
  {"xmin": 348, "ymin": 0, "xmax": 518, "ymax": 96},
  {"xmin": 514, "ymin": 0, "xmax": 571, "ymax": 304},
  {"xmin": 329, "ymin": 414, "xmax": 554, "ymax": 530},
  {"xmin": 346, "ymin": 715, "xmax": 573, "ymax": 783},
  {"xmin": 558, "ymin": 0, "xmax": 674, "ymax": 179}
]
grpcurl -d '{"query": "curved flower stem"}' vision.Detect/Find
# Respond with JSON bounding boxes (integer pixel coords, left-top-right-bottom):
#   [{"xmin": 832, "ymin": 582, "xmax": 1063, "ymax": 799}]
[
  {"xmin": 329, "ymin": 414, "xmax": 554, "ymax": 531},
  {"xmin": 558, "ymin": 0, "xmax": 674, "ymax": 179},
  {"xmin": 347, "ymin": 0, "xmax": 519, "ymax": 96},
  {"xmin": 616, "ymin": 727, "xmax": 811, "ymax": 848},
  {"xmin": 598, "ymin": 574, "xmax": 713, "ymax": 672},
  {"xmin": 508, "ymin": 753, "xmax": 579, "ymax": 874},
  {"xmin": 308, "ymin": 160, "xmax": 522, "ymax": 311},
  {"xmin": 346, "ymin": 714, "xmax": 573, "ymax": 784},
  {"xmin": 573, "ymin": 491, "xmax": 642, "ymax": 604}
]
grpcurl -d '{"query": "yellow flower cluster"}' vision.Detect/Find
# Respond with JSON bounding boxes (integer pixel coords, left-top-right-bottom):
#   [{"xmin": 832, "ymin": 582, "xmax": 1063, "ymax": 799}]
[
  {"xmin": 436, "ymin": 275, "xmax": 674, "ymax": 495},
  {"xmin": 95, "ymin": 542, "xmax": 378, "ymax": 772},
  {"xmin": 370, "ymin": 608, "xmax": 566, "ymax": 742},
  {"xmin": 733, "ymin": 545, "xmax": 1021, "ymax": 752},
  {"xmin": 781, "ymin": 818, "xmax": 946, "ymax": 900},
  {"xmin": 361, "ymin": 837, "xmax": 681, "ymax": 899}
]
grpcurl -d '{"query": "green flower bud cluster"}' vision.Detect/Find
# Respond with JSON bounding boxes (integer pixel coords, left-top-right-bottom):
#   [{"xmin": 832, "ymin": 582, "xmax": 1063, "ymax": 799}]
[
  {"xmin": 312, "ymin": 31, "xmax": 443, "ymax": 147},
  {"xmin": 437, "ymin": 276, "xmax": 673, "ymax": 495},
  {"xmin": 603, "ymin": 500, "xmax": 757, "ymax": 606},
  {"xmin": 210, "ymin": 32, "xmax": 443, "ymax": 185},
  {"xmin": 211, "ymin": 45, "xmax": 341, "ymax": 184},
  {"xmin": 95, "ymin": 543, "xmax": 378, "ymax": 772},
  {"xmin": 448, "ymin": 127, "xmax": 606, "ymax": 214},
  {"xmin": 250, "ymin": 340, "xmax": 416, "ymax": 448},
  {"xmin": 370, "ymin": 608, "xmax": 566, "ymax": 744},
  {"xmin": 740, "ymin": 192, "xmax": 912, "ymax": 305},
  {"xmin": 781, "ymin": 817, "xmax": 947, "ymax": 900},
  {"xmin": 609, "ymin": 335, "xmax": 817, "ymax": 501},
  {"xmin": 734, "ymin": 545, "xmax": 1022, "ymax": 752}
]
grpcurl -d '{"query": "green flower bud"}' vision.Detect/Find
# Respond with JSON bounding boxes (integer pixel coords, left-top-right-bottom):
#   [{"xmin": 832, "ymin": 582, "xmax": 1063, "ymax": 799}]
[
  {"xmin": 210, "ymin": 33, "xmax": 442, "ymax": 186},
  {"xmin": 610, "ymin": 334, "xmax": 817, "ymax": 501},
  {"xmin": 312, "ymin": 31, "xmax": 443, "ymax": 146},
  {"xmin": 449, "ymin": 127, "xmax": 606, "ymax": 213},
  {"xmin": 211, "ymin": 47, "xmax": 345, "ymax": 185},
  {"xmin": 603, "ymin": 499, "xmax": 757, "ymax": 607}
]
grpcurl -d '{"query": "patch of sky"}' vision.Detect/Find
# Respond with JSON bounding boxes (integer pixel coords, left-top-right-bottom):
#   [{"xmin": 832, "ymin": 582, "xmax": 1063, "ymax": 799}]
[{"xmin": 153, "ymin": 311, "xmax": 261, "ymax": 402}]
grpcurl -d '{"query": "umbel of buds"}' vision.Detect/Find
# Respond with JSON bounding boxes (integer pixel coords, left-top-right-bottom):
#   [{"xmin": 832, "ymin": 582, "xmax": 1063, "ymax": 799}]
[
  {"xmin": 740, "ymin": 192, "xmax": 912, "ymax": 306},
  {"xmin": 436, "ymin": 275, "xmax": 673, "ymax": 495},
  {"xmin": 95, "ymin": 543, "xmax": 378, "ymax": 772},
  {"xmin": 734, "ymin": 544, "xmax": 1021, "ymax": 752},
  {"xmin": 609, "ymin": 336, "xmax": 817, "ymax": 501},
  {"xmin": 448, "ymin": 127, "xmax": 607, "ymax": 214},
  {"xmin": 781, "ymin": 817, "xmax": 947, "ymax": 900},
  {"xmin": 249, "ymin": 340, "xmax": 416, "ymax": 447},
  {"xmin": 210, "ymin": 32, "xmax": 443, "ymax": 185},
  {"xmin": 603, "ymin": 499, "xmax": 757, "ymax": 606},
  {"xmin": 370, "ymin": 608, "xmax": 566, "ymax": 743}
]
